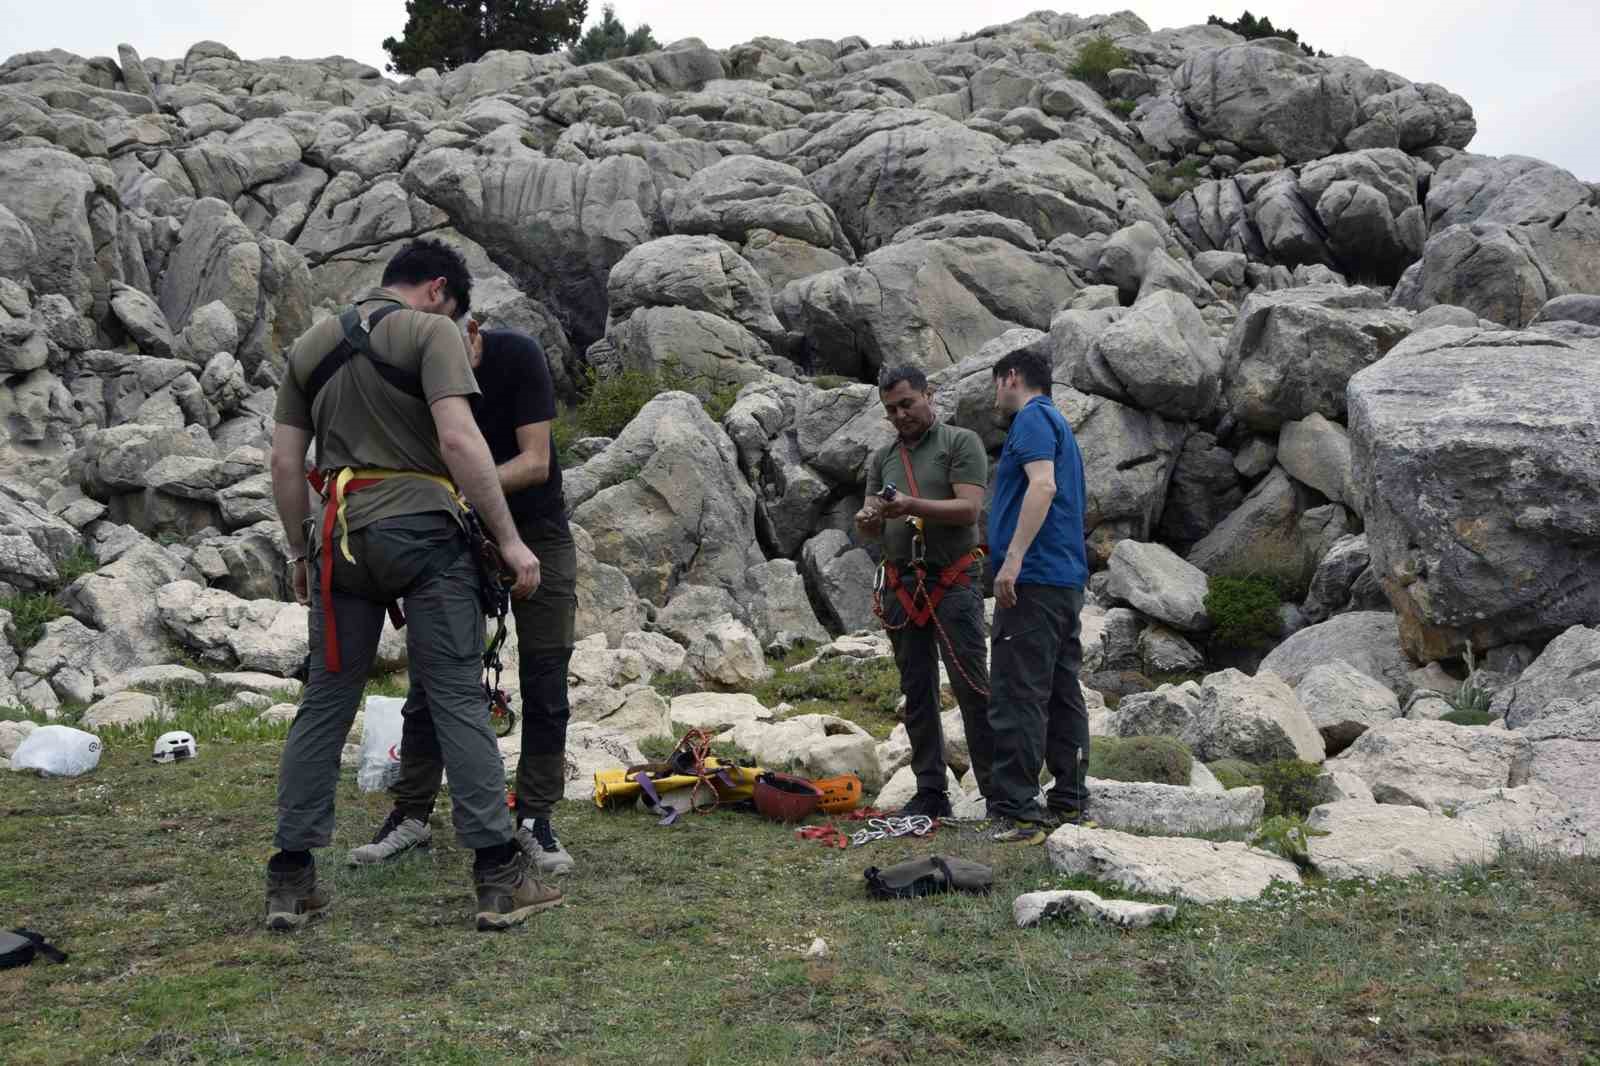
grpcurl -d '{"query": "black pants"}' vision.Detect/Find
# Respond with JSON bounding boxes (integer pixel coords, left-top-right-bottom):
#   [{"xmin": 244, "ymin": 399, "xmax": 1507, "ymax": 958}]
[
  {"xmin": 884, "ymin": 581, "xmax": 993, "ymax": 797},
  {"xmin": 987, "ymin": 584, "xmax": 1089, "ymax": 822},
  {"xmin": 391, "ymin": 518, "xmax": 578, "ymax": 822}
]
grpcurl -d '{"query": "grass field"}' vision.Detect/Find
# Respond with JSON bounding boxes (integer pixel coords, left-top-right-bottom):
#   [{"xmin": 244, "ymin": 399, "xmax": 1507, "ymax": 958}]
[{"xmin": 2, "ymin": 694, "xmax": 1598, "ymax": 1066}]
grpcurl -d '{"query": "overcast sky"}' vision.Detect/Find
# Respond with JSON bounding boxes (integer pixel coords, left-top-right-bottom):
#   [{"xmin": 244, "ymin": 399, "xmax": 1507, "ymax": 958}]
[{"xmin": 3, "ymin": 1, "xmax": 1596, "ymax": 179}]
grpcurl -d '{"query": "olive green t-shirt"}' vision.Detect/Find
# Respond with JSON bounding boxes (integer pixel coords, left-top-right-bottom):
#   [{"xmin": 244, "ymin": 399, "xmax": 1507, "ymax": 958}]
[
  {"xmin": 865, "ymin": 419, "xmax": 988, "ymax": 569},
  {"xmin": 273, "ymin": 287, "xmax": 479, "ymax": 539}
]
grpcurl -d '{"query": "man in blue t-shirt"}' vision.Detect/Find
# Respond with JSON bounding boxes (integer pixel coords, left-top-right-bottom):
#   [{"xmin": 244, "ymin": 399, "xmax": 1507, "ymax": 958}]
[{"xmin": 984, "ymin": 342, "xmax": 1091, "ymax": 845}]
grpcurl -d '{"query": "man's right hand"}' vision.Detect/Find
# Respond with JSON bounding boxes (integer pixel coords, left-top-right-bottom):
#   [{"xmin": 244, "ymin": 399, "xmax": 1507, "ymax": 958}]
[{"xmin": 500, "ymin": 539, "xmax": 541, "ymax": 598}]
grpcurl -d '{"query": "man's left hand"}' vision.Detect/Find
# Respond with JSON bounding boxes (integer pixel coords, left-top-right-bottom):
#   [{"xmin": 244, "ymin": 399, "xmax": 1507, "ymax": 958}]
[
  {"xmin": 878, "ymin": 495, "xmax": 918, "ymax": 520},
  {"xmin": 994, "ymin": 556, "xmax": 1022, "ymax": 610}
]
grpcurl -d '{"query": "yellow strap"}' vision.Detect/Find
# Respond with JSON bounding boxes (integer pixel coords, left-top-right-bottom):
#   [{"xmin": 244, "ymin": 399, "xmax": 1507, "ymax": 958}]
[{"xmin": 328, "ymin": 467, "xmax": 466, "ymax": 565}]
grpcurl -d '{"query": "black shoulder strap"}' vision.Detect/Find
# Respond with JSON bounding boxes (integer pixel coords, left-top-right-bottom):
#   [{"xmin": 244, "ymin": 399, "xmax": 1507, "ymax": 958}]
[{"xmin": 304, "ymin": 302, "xmax": 424, "ymax": 412}]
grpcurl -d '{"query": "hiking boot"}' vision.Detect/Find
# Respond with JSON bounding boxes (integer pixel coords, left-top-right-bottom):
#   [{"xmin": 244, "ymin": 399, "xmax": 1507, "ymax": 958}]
[
  {"xmin": 515, "ymin": 817, "xmax": 575, "ymax": 876},
  {"xmin": 989, "ymin": 817, "xmax": 1047, "ymax": 845},
  {"xmin": 348, "ymin": 810, "xmax": 431, "ymax": 866},
  {"xmin": 1044, "ymin": 807, "xmax": 1097, "ymax": 830},
  {"xmin": 474, "ymin": 850, "xmax": 564, "ymax": 931},
  {"xmin": 895, "ymin": 789, "xmax": 954, "ymax": 819},
  {"xmin": 265, "ymin": 860, "xmax": 331, "ymax": 931}
]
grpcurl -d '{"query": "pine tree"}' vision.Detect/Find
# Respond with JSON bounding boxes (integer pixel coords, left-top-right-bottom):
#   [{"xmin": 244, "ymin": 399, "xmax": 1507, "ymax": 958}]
[
  {"xmin": 569, "ymin": 4, "xmax": 659, "ymax": 65},
  {"xmin": 383, "ymin": 0, "xmax": 589, "ymax": 75}
]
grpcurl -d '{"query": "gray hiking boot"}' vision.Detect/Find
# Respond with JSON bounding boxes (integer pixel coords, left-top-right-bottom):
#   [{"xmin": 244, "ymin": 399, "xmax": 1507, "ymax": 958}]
[
  {"xmin": 265, "ymin": 860, "xmax": 331, "ymax": 932},
  {"xmin": 515, "ymin": 816, "xmax": 575, "ymax": 876},
  {"xmin": 474, "ymin": 850, "xmax": 564, "ymax": 931},
  {"xmin": 348, "ymin": 810, "xmax": 431, "ymax": 866}
]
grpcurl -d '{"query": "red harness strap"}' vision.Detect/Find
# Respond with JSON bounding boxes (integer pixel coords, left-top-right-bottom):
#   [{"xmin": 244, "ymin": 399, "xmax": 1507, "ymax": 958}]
[
  {"xmin": 306, "ymin": 470, "xmax": 403, "ymax": 673},
  {"xmin": 881, "ymin": 551, "xmax": 982, "ymax": 628}
]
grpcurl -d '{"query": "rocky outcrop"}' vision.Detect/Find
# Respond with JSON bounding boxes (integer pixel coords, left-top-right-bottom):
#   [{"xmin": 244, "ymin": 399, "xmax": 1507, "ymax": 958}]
[
  {"xmin": 1330, "ymin": 718, "xmax": 1531, "ymax": 812},
  {"xmin": 1047, "ymin": 823, "xmax": 1302, "ymax": 903}
]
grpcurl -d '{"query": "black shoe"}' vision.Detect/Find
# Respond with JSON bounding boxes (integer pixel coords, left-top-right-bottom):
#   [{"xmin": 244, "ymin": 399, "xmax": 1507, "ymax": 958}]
[
  {"xmin": 989, "ymin": 817, "xmax": 1047, "ymax": 845},
  {"xmin": 896, "ymin": 789, "xmax": 953, "ymax": 819},
  {"xmin": 1044, "ymin": 807, "xmax": 1097, "ymax": 830}
]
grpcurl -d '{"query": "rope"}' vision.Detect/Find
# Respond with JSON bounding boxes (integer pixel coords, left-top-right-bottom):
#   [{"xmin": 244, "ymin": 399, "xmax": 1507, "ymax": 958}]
[
  {"xmin": 672, "ymin": 727, "xmax": 723, "ymax": 817},
  {"xmin": 873, "ymin": 565, "xmax": 991, "ymax": 699}
]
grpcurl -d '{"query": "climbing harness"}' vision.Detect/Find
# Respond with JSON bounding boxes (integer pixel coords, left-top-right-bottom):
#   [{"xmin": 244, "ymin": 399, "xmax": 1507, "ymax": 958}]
[
  {"xmin": 871, "ymin": 441, "xmax": 991, "ymax": 698},
  {"xmin": 594, "ymin": 729, "xmax": 761, "ymax": 825}
]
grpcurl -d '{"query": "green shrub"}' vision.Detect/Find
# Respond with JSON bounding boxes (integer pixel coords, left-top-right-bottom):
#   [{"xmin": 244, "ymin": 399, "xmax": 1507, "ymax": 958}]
[
  {"xmin": 1207, "ymin": 758, "xmax": 1262, "ymax": 791},
  {"xmin": 56, "ymin": 547, "xmax": 99, "ymax": 585},
  {"xmin": 651, "ymin": 670, "xmax": 699, "ymax": 699},
  {"xmin": 1, "ymin": 591, "xmax": 64, "ymax": 650},
  {"xmin": 1088, "ymin": 735, "xmax": 1193, "ymax": 786},
  {"xmin": 1259, "ymin": 759, "xmax": 1324, "ymax": 819},
  {"xmin": 1147, "ymin": 157, "xmax": 1206, "ymax": 204},
  {"xmin": 1449, "ymin": 644, "xmax": 1493, "ymax": 717},
  {"xmin": 1441, "ymin": 708, "xmax": 1494, "ymax": 727},
  {"xmin": 1108, "ymin": 97, "xmax": 1137, "ymax": 118},
  {"xmin": 1204, "ymin": 575, "xmax": 1282, "ymax": 651},
  {"xmin": 1251, "ymin": 814, "xmax": 1328, "ymax": 868},
  {"xmin": 1068, "ymin": 35, "xmax": 1129, "ymax": 95},
  {"xmin": 574, "ymin": 363, "xmax": 740, "ymax": 439}
]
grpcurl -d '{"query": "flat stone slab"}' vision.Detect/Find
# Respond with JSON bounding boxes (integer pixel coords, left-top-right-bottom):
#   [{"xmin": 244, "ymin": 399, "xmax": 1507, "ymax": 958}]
[
  {"xmin": 1088, "ymin": 778, "xmax": 1264, "ymax": 835},
  {"xmin": 1046, "ymin": 823, "xmax": 1302, "ymax": 903},
  {"xmin": 1014, "ymin": 889, "xmax": 1177, "ymax": 930}
]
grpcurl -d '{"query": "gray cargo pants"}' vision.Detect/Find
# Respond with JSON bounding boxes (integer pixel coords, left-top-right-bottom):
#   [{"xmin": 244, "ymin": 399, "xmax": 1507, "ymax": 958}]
[
  {"xmin": 274, "ymin": 513, "xmax": 514, "ymax": 851},
  {"xmin": 986, "ymin": 584, "xmax": 1090, "ymax": 823}
]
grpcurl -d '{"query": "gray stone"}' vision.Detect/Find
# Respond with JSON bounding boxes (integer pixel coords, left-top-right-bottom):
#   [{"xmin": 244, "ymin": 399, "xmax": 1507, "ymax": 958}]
[
  {"xmin": 1078, "ymin": 291, "xmax": 1221, "ymax": 420},
  {"xmin": 685, "ymin": 617, "xmax": 772, "ymax": 687},
  {"xmin": 1517, "ymin": 697, "xmax": 1600, "ymax": 837},
  {"xmin": 1349, "ymin": 329, "xmax": 1600, "ymax": 662},
  {"xmin": 1258, "ymin": 611, "xmax": 1412, "ymax": 695},
  {"xmin": 1088, "ymin": 778, "xmax": 1265, "ymax": 835},
  {"xmin": 1013, "ymin": 889, "xmax": 1176, "ymax": 930},
  {"xmin": 1294, "ymin": 659, "xmax": 1402, "ymax": 755},
  {"xmin": 81, "ymin": 690, "xmax": 167, "ymax": 731},
  {"xmin": 1456, "ymin": 785, "xmax": 1591, "ymax": 857},
  {"xmin": 1277, "ymin": 414, "xmax": 1355, "ymax": 510},
  {"xmin": 1138, "ymin": 626, "xmax": 1205, "ymax": 676},
  {"xmin": 801, "ymin": 529, "xmax": 877, "ymax": 635},
  {"xmin": 1490, "ymin": 626, "xmax": 1600, "ymax": 729},
  {"xmin": 1047, "ymin": 823, "xmax": 1302, "ymax": 903},
  {"xmin": 1186, "ymin": 466, "xmax": 1315, "ymax": 586},
  {"xmin": 1302, "ymin": 534, "xmax": 1370, "ymax": 623},
  {"xmin": 1114, "ymin": 681, "xmax": 1203, "ymax": 740},
  {"xmin": 1193, "ymin": 669, "xmax": 1326, "ymax": 763},
  {"xmin": 1106, "ymin": 540, "xmax": 1210, "ymax": 633},
  {"xmin": 1305, "ymin": 800, "xmax": 1494, "ymax": 880},
  {"xmin": 1330, "ymin": 718, "xmax": 1532, "ymax": 812}
]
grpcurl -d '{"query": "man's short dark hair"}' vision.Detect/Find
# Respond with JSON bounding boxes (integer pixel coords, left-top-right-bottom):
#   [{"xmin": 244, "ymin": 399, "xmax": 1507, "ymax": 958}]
[
  {"xmin": 382, "ymin": 237, "xmax": 473, "ymax": 314},
  {"xmin": 991, "ymin": 341, "xmax": 1053, "ymax": 392},
  {"xmin": 878, "ymin": 364, "xmax": 929, "ymax": 393}
]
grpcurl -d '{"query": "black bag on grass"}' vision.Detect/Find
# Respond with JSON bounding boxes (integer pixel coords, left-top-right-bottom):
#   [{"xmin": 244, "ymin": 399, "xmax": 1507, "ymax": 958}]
[
  {"xmin": 863, "ymin": 855, "xmax": 993, "ymax": 900},
  {"xmin": 0, "ymin": 928, "xmax": 67, "ymax": 969}
]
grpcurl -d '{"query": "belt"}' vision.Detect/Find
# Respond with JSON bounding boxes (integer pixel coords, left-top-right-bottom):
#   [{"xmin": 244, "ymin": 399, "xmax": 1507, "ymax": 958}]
[
  {"xmin": 875, "ymin": 547, "xmax": 985, "ymax": 629},
  {"xmin": 305, "ymin": 467, "xmax": 465, "ymax": 672}
]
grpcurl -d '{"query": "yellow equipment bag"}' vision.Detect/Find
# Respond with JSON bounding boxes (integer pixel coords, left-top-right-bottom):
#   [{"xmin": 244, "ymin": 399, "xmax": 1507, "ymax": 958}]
[{"xmin": 594, "ymin": 760, "xmax": 761, "ymax": 810}]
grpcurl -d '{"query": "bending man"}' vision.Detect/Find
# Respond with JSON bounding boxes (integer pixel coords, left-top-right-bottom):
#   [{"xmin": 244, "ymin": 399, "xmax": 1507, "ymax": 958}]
[
  {"xmin": 266, "ymin": 237, "xmax": 559, "ymax": 931},
  {"xmin": 355, "ymin": 307, "xmax": 579, "ymax": 877},
  {"xmin": 856, "ymin": 365, "xmax": 993, "ymax": 817}
]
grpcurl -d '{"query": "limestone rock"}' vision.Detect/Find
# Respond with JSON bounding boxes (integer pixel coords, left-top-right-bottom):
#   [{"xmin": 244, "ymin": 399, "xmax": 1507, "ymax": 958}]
[
  {"xmin": 1013, "ymin": 889, "xmax": 1176, "ymax": 930},
  {"xmin": 562, "ymin": 722, "xmax": 646, "ymax": 802},
  {"xmin": 668, "ymin": 692, "xmax": 774, "ymax": 732},
  {"xmin": 1330, "ymin": 718, "xmax": 1532, "ymax": 812},
  {"xmin": 686, "ymin": 617, "xmax": 772, "ymax": 687},
  {"xmin": 722, "ymin": 713, "xmax": 881, "ymax": 788},
  {"xmin": 1106, "ymin": 540, "xmax": 1210, "ymax": 633},
  {"xmin": 1348, "ymin": 328, "xmax": 1600, "ymax": 660},
  {"xmin": 81, "ymin": 690, "xmax": 167, "ymax": 731},
  {"xmin": 1193, "ymin": 669, "xmax": 1326, "ymax": 763},
  {"xmin": 1046, "ymin": 823, "xmax": 1302, "ymax": 903},
  {"xmin": 1087, "ymin": 778, "xmax": 1265, "ymax": 835},
  {"xmin": 1258, "ymin": 611, "xmax": 1412, "ymax": 695},
  {"xmin": 1517, "ymin": 697, "xmax": 1600, "ymax": 837},
  {"xmin": 801, "ymin": 529, "xmax": 877, "ymax": 635},
  {"xmin": 1294, "ymin": 660, "xmax": 1402, "ymax": 755},
  {"xmin": 1305, "ymin": 800, "xmax": 1493, "ymax": 880}
]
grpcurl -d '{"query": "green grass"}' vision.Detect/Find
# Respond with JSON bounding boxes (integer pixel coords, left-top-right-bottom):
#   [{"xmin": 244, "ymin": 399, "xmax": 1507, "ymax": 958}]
[
  {"xmin": 1068, "ymin": 34, "xmax": 1129, "ymax": 95},
  {"xmin": 2, "ymin": 726, "xmax": 1598, "ymax": 1065},
  {"xmin": 1, "ymin": 590, "xmax": 65, "ymax": 650},
  {"xmin": 1088, "ymin": 735, "xmax": 1193, "ymax": 786},
  {"xmin": 751, "ymin": 655, "xmax": 908, "ymax": 740},
  {"xmin": 1204, "ymin": 574, "xmax": 1281, "ymax": 652}
]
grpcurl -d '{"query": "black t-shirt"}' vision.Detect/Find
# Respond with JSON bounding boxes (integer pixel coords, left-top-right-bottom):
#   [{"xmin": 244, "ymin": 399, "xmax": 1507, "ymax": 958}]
[{"xmin": 469, "ymin": 329, "xmax": 566, "ymax": 526}]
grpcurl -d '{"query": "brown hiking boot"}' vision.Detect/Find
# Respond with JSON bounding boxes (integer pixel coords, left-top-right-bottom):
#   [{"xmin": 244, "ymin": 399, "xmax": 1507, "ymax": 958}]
[
  {"xmin": 474, "ymin": 850, "xmax": 563, "ymax": 931},
  {"xmin": 265, "ymin": 860, "xmax": 331, "ymax": 932}
]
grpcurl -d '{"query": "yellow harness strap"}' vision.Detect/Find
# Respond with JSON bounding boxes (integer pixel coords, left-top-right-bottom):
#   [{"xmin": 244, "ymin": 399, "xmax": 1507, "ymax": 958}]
[{"xmin": 326, "ymin": 467, "xmax": 467, "ymax": 564}]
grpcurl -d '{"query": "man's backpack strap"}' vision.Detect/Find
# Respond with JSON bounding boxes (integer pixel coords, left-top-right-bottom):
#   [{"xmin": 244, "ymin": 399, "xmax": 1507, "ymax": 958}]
[{"xmin": 304, "ymin": 302, "xmax": 423, "ymax": 411}]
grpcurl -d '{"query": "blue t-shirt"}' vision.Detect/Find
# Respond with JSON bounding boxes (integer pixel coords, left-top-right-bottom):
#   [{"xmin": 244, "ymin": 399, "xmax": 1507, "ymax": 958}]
[{"xmin": 988, "ymin": 395, "xmax": 1088, "ymax": 589}]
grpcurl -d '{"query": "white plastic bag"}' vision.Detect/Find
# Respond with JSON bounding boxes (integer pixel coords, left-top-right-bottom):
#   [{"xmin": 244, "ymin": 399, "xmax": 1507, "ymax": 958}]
[
  {"xmin": 9, "ymin": 725, "xmax": 102, "ymax": 777},
  {"xmin": 357, "ymin": 696, "xmax": 406, "ymax": 792}
]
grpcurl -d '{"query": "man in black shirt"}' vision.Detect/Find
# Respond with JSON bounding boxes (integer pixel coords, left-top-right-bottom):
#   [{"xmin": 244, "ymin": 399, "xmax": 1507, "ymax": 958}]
[{"xmin": 353, "ymin": 309, "xmax": 581, "ymax": 878}]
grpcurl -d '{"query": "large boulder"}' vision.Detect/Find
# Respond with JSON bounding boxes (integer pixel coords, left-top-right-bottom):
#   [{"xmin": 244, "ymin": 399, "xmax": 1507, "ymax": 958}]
[
  {"xmin": 1046, "ymin": 823, "xmax": 1302, "ymax": 903},
  {"xmin": 1074, "ymin": 291, "xmax": 1221, "ymax": 421},
  {"xmin": 1516, "ymin": 698, "xmax": 1600, "ymax": 837},
  {"xmin": 1192, "ymin": 669, "xmax": 1326, "ymax": 763},
  {"xmin": 1223, "ymin": 285, "xmax": 1413, "ymax": 431},
  {"xmin": 605, "ymin": 235, "xmax": 783, "ymax": 348},
  {"xmin": 0, "ymin": 148, "xmax": 100, "ymax": 316},
  {"xmin": 801, "ymin": 529, "xmax": 878, "ymax": 636},
  {"xmin": 1304, "ymin": 800, "xmax": 1494, "ymax": 880},
  {"xmin": 722, "ymin": 713, "xmax": 881, "ymax": 788},
  {"xmin": 668, "ymin": 155, "xmax": 851, "ymax": 256},
  {"xmin": 561, "ymin": 723, "xmax": 646, "ymax": 802},
  {"xmin": 777, "ymin": 236, "xmax": 1077, "ymax": 378},
  {"xmin": 1186, "ymin": 466, "xmax": 1316, "ymax": 584},
  {"xmin": 1105, "ymin": 540, "xmax": 1210, "ymax": 633},
  {"xmin": 1330, "ymin": 718, "xmax": 1532, "ymax": 812},
  {"xmin": 1055, "ymin": 386, "xmax": 1187, "ymax": 559},
  {"xmin": 1489, "ymin": 626, "xmax": 1600, "ymax": 729},
  {"xmin": 1294, "ymin": 659, "xmax": 1401, "ymax": 755},
  {"xmin": 1277, "ymin": 414, "xmax": 1356, "ymax": 511},
  {"xmin": 565, "ymin": 393, "xmax": 761, "ymax": 606},
  {"xmin": 1258, "ymin": 611, "xmax": 1412, "ymax": 695},
  {"xmin": 1348, "ymin": 327, "xmax": 1600, "ymax": 661}
]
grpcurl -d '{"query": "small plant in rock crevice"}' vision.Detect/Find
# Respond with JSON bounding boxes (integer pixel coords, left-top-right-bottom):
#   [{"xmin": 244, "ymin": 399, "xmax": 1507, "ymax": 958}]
[{"xmin": 1252, "ymin": 814, "xmax": 1328, "ymax": 868}]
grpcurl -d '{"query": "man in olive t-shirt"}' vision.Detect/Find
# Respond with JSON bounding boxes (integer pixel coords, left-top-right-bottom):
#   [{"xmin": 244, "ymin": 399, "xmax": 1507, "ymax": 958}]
[
  {"xmin": 856, "ymin": 365, "xmax": 994, "ymax": 818},
  {"xmin": 265, "ymin": 238, "xmax": 554, "ymax": 933}
]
